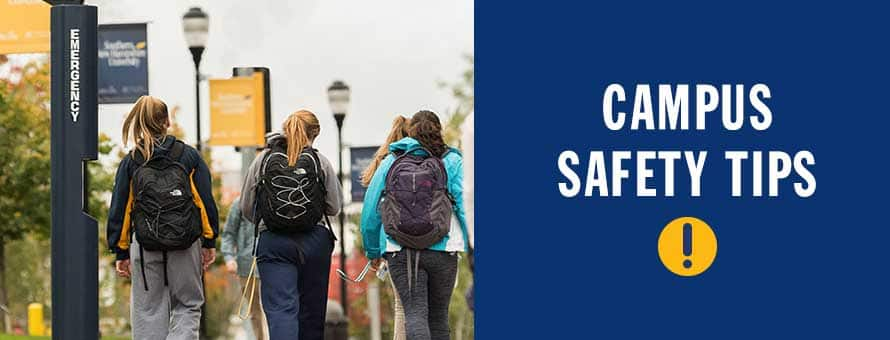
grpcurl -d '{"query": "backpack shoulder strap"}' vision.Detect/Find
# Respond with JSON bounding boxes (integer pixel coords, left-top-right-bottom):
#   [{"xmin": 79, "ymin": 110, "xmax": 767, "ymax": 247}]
[
  {"xmin": 257, "ymin": 147, "xmax": 274, "ymax": 178},
  {"xmin": 306, "ymin": 148, "xmax": 336, "ymax": 237},
  {"xmin": 306, "ymin": 147, "xmax": 328, "ymax": 194},
  {"xmin": 132, "ymin": 150, "xmax": 146, "ymax": 165},
  {"xmin": 169, "ymin": 141, "xmax": 186, "ymax": 161}
]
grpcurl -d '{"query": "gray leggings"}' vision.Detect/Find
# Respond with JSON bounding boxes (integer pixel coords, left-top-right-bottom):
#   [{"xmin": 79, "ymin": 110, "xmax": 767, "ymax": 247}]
[{"xmin": 386, "ymin": 249, "xmax": 458, "ymax": 340}]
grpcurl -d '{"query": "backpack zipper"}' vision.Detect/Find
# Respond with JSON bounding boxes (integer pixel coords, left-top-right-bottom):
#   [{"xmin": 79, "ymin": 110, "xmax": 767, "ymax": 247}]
[{"xmin": 412, "ymin": 173, "xmax": 416, "ymax": 207}]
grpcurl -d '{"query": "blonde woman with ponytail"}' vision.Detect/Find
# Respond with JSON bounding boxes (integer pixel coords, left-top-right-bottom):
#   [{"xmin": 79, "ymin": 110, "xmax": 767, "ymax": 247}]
[
  {"xmin": 361, "ymin": 115, "xmax": 410, "ymax": 187},
  {"xmin": 240, "ymin": 110, "xmax": 342, "ymax": 340},
  {"xmin": 106, "ymin": 96, "xmax": 219, "ymax": 339}
]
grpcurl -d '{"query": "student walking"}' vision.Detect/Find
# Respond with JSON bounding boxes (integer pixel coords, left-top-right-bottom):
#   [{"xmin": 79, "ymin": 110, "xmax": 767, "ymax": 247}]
[
  {"xmin": 360, "ymin": 115, "xmax": 410, "ymax": 340},
  {"xmin": 361, "ymin": 110, "xmax": 470, "ymax": 340},
  {"xmin": 222, "ymin": 196, "xmax": 267, "ymax": 340},
  {"xmin": 240, "ymin": 110, "xmax": 342, "ymax": 340},
  {"xmin": 106, "ymin": 95, "xmax": 219, "ymax": 339}
]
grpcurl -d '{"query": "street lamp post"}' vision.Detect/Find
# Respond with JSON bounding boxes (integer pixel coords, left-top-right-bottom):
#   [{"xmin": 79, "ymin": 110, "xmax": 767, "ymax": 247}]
[
  {"xmin": 182, "ymin": 7, "xmax": 209, "ymax": 151},
  {"xmin": 328, "ymin": 80, "xmax": 351, "ymax": 315},
  {"xmin": 182, "ymin": 7, "xmax": 209, "ymax": 339}
]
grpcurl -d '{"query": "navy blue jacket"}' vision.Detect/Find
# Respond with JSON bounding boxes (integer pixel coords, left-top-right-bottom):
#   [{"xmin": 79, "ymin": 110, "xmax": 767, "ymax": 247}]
[{"xmin": 106, "ymin": 136, "xmax": 219, "ymax": 260}]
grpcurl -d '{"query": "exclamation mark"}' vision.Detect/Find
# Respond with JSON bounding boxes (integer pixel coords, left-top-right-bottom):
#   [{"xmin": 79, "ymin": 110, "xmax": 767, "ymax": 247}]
[{"xmin": 682, "ymin": 223, "xmax": 693, "ymax": 269}]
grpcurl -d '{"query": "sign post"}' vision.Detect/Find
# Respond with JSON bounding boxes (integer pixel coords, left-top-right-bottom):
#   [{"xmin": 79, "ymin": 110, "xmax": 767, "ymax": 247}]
[{"xmin": 50, "ymin": 4, "xmax": 98, "ymax": 339}]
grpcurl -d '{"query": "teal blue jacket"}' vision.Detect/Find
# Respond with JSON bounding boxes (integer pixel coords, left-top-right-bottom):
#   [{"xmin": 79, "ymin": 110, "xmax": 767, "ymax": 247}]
[{"xmin": 360, "ymin": 137, "xmax": 469, "ymax": 259}]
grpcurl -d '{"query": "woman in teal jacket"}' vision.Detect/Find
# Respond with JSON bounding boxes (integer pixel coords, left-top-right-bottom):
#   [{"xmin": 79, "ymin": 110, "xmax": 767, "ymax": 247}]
[{"xmin": 361, "ymin": 110, "xmax": 469, "ymax": 340}]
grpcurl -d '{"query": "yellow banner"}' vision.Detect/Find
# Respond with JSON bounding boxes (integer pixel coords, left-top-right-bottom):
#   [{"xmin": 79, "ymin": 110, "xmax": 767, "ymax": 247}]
[
  {"xmin": 209, "ymin": 73, "xmax": 266, "ymax": 147},
  {"xmin": 0, "ymin": 0, "xmax": 51, "ymax": 54}
]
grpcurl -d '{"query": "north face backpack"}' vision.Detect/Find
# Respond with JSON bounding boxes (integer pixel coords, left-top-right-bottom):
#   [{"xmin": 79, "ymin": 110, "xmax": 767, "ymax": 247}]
[
  {"xmin": 256, "ymin": 143, "xmax": 327, "ymax": 233},
  {"xmin": 131, "ymin": 141, "xmax": 203, "ymax": 252},
  {"xmin": 380, "ymin": 148, "xmax": 453, "ymax": 249},
  {"xmin": 130, "ymin": 141, "xmax": 203, "ymax": 291}
]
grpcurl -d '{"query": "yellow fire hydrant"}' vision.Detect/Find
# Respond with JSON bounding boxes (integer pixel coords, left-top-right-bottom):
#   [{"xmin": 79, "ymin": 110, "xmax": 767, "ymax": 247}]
[{"xmin": 28, "ymin": 303, "xmax": 46, "ymax": 336}]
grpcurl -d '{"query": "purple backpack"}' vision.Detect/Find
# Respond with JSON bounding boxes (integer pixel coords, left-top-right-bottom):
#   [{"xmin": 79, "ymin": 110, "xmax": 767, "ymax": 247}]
[{"xmin": 380, "ymin": 148, "xmax": 452, "ymax": 249}]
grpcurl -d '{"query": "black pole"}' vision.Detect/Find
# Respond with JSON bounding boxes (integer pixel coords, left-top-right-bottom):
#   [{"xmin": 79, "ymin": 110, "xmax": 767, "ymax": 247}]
[
  {"xmin": 189, "ymin": 45, "xmax": 208, "ymax": 339},
  {"xmin": 50, "ymin": 4, "xmax": 99, "ymax": 339},
  {"xmin": 334, "ymin": 113, "xmax": 348, "ymax": 316},
  {"xmin": 190, "ymin": 46, "xmax": 204, "ymax": 151}
]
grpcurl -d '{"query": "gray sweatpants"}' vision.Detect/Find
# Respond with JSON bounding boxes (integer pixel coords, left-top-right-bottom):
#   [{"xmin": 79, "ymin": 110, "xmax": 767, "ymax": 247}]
[
  {"xmin": 130, "ymin": 237, "xmax": 204, "ymax": 340},
  {"xmin": 387, "ymin": 249, "xmax": 458, "ymax": 340}
]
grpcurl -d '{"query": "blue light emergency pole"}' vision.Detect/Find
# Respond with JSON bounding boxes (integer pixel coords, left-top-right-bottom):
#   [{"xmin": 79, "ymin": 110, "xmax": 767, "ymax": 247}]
[{"xmin": 50, "ymin": 4, "xmax": 99, "ymax": 339}]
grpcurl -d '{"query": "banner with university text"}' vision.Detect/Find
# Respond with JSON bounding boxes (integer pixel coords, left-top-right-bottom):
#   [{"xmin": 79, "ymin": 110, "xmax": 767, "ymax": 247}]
[
  {"xmin": 97, "ymin": 23, "xmax": 148, "ymax": 104},
  {"xmin": 208, "ymin": 73, "xmax": 266, "ymax": 147}
]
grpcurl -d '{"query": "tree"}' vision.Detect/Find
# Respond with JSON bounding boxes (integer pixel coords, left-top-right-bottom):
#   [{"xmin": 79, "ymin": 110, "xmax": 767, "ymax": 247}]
[
  {"xmin": 439, "ymin": 54, "xmax": 474, "ymax": 147},
  {"xmin": 440, "ymin": 54, "xmax": 475, "ymax": 340},
  {"xmin": 0, "ymin": 59, "xmax": 52, "ymax": 333},
  {"xmin": 0, "ymin": 57, "xmax": 123, "ymax": 334}
]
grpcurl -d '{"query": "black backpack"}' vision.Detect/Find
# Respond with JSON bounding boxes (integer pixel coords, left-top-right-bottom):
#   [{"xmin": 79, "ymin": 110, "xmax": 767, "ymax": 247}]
[
  {"xmin": 130, "ymin": 140, "xmax": 203, "ymax": 290},
  {"xmin": 131, "ymin": 141, "xmax": 202, "ymax": 251},
  {"xmin": 256, "ymin": 142, "xmax": 327, "ymax": 233}
]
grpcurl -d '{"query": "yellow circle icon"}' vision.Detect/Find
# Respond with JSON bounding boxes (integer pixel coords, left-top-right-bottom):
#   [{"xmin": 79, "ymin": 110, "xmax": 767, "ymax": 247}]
[{"xmin": 657, "ymin": 217, "xmax": 717, "ymax": 277}]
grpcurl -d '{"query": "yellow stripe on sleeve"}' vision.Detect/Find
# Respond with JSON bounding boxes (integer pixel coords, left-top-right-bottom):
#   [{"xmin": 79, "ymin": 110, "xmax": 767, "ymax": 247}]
[
  {"xmin": 190, "ymin": 169, "xmax": 214, "ymax": 239},
  {"xmin": 117, "ymin": 181, "xmax": 134, "ymax": 250}
]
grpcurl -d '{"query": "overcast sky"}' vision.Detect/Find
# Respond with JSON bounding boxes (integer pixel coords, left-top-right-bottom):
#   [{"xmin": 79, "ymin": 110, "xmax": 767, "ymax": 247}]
[{"xmin": 89, "ymin": 0, "xmax": 474, "ymax": 171}]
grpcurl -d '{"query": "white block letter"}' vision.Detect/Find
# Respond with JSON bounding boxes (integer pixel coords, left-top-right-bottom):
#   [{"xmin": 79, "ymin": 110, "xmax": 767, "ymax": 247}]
[
  {"xmin": 794, "ymin": 151, "xmax": 816, "ymax": 197},
  {"xmin": 750, "ymin": 83, "xmax": 772, "ymax": 130},
  {"xmin": 725, "ymin": 151, "xmax": 748, "ymax": 197},
  {"xmin": 695, "ymin": 84, "xmax": 719, "ymax": 130},
  {"xmin": 558, "ymin": 151, "xmax": 580, "ymax": 197},
  {"xmin": 637, "ymin": 151, "xmax": 656, "ymax": 197},
  {"xmin": 659, "ymin": 151, "xmax": 681, "ymax": 197},
  {"xmin": 603, "ymin": 84, "xmax": 626, "ymax": 130},
  {"xmin": 685, "ymin": 151, "xmax": 707, "ymax": 197},
  {"xmin": 586, "ymin": 151, "xmax": 609, "ymax": 197},
  {"xmin": 658, "ymin": 84, "xmax": 689, "ymax": 130},
  {"xmin": 631, "ymin": 85, "xmax": 654, "ymax": 130},
  {"xmin": 612, "ymin": 151, "xmax": 631, "ymax": 197},
  {"xmin": 768, "ymin": 151, "xmax": 792, "ymax": 197},
  {"xmin": 752, "ymin": 151, "xmax": 763, "ymax": 197}
]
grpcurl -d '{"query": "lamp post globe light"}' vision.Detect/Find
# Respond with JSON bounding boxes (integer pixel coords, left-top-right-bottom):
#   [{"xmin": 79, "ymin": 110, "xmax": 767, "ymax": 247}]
[
  {"xmin": 182, "ymin": 7, "xmax": 209, "ymax": 151},
  {"xmin": 328, "ymin": 80, "xmax": 351, "ymax": 315},
  {"xmin": 328, "ymin": 80, "xmax": 351, "ymax": 123}
]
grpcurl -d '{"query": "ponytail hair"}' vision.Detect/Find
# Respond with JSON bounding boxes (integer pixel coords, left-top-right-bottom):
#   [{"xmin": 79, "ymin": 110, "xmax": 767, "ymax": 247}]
[
  {"xmin": 122, "ymin": 95, "xmax": 169, "ymax": 160},
  {"xmin": 282, "ymin": 110, "xmax": 321, "ymax": 167},
  {"xmin": 409, "ymin": 110, "xmax": 448, "ymax": 157},
  {"xmin": 361, "ymin": 115, "xmax": 410, "ymax": 187}
]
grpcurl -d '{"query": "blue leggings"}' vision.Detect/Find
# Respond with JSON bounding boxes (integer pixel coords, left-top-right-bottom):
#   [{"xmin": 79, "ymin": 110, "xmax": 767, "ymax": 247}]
[{"xmin": 257, "ymin": 225, "xmax": 334, "ymax": 340}]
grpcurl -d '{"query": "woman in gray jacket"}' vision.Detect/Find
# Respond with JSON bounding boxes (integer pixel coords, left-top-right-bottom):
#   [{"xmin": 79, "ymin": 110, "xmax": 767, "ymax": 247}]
[{"xmin": 240, "ymin": 110, "xmax": 342, "ymax": 340}]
